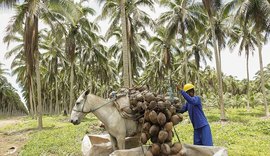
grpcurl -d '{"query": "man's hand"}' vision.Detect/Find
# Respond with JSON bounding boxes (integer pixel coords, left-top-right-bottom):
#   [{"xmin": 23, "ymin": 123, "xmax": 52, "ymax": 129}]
[{"xmin": 176, "ymin": 84, "xmax": 181, "ymax": 91}]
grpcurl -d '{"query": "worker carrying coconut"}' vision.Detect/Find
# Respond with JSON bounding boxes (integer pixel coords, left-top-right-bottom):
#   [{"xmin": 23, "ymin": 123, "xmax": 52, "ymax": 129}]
[{"xmin": 176, "ymin": 83, "xmax": 213, "ymax": 146}]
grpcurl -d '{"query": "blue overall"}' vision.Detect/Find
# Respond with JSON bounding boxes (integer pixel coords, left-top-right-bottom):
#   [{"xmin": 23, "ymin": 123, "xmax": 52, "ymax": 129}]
[{"xmin": 178, "ymin": 90, "xmax": 213, "ymax": 146}]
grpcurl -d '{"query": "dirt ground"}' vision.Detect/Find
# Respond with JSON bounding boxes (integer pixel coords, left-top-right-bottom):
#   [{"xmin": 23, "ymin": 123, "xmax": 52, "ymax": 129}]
[{"xmin": 0, "ymin": 117, "xmax": 28, "ymax": 156}]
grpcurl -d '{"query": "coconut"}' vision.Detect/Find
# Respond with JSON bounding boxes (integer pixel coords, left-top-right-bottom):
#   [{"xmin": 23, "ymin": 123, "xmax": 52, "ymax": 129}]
[
  {"xmin": 164, "ymin": 122, "xmax": 173, "ymax": 131},
  {"xmin": 157, "ymin": 112, "xmax": 166, "ymax": 126},
  {"xmin": 158, "ymin": 130, "xmax": 168, "ymax": 143},
  {"xmin": 140, "ymin": 132, "xmax": 149, "ymax": 144},
  {"xmin": 157, "ymin": 101, "xmax": 165, "ymax": 110},
  {"xmin": 145, "ymin": 92, "xmax": 155, "ymax": 102},
  {"xmin": 150, "ymin": 135, "xmax": 158, "ymax": 143},
  {"xmin": 145, "ymin": 150, "xmax": 153, "ymax": 156},
  {"xmin": 142, "ymin": 101, "xmax": 148, "ymax": 110},
  {"xmin": 164, "ymin": 100, "xmax": 171, "ymax": 108},
  {"xmin": 171, "ymin": 143, "xmax": 182, "ymax": 154},
  {"xmin": 136, "ymin": 93, "xmax": 144, "ymax": 102},
  {"xmin": 164, "ymin": 109, "xmax": 172, "ymax": 121},
  {"xmin": 139, "ymin": 117, "xmax": 144, "ymax": 123},
  {"xmin": 137, "ymin": 101, "xmax": 143, "ymax": 111},
  {"xmin": 174, "ymin": 97, "xmax": 180, "ymax": 103},
  {"xmin": 149, "ymin": 110, "xmax": 158, "ymax": 124},
  {"xmin": 130, "ymin": 98, "xmax": 138, "ymax": 106},
  {"xmin": 143, "ymin": 122, "xmax": 152, "ymax": 132},
  {"xmin": 149, "ymin": 125, "xmax": 160, "ymax": 136},
  {"xmin": 178, "ymin": 114, "xmax": 183, "ymax": 122},
  {"xmin": 174, "ymin": 103, "xmax": 181, "ymax": 109},
  {"xmin": 171, "ymin": 114, "xmax": 181, "ymax": 125},
  {"xmin": 169, "ymin": 105, "xmax": 176, "ymax": 114},
  {"xmin": 151, "ymin": 143, "xmax": 160, "ymax": 156},
  {"xmin": 166, "ymin": 130, "xmax": 173, "ymax": 142},
  {"xmin": 156, "ymin": 95, "xmax": 164, "ymax": 101},
  {"xmin": 161, "ymin": 143, "xmax": 171, "ymax": 155},
  {"xmin": 144, "ymin": 110, "xmax": 150, "ymax": 121},
  {"xmin": 149, "ymin": 101, "xmax": 157, "ymax": 110}
]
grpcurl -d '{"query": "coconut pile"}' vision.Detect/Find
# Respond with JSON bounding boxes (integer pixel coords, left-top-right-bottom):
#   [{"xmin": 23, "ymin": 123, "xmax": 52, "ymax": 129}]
[{"xmin": 127, "ymin": 86, "xmax": 184, "ymax": 156}]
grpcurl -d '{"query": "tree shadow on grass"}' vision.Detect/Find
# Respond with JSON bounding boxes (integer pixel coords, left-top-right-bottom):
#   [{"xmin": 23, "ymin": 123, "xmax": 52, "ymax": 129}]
[
  {"xmin": 3, "ymin": 126, "xmax": 63, "ymax": 135},
  {"xmin": 237, "ymin": 111, "xmax": 265, "ymax": 117},
  {"xmin": 207, "ymin": 115, "xmax": 220, "ymax": 122}
]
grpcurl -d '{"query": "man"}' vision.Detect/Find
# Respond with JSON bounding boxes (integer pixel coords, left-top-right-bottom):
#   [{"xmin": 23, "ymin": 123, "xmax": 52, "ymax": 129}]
[{"xmin": 177, "ymin": 83, "xmax": 213, "ymax": 146}]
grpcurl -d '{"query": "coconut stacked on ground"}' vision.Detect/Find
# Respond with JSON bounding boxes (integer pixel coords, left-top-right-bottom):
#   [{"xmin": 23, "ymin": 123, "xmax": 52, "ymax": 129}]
[{"xmin": 128, "ymin": 86, "xmax": 184, "ymax": 156}]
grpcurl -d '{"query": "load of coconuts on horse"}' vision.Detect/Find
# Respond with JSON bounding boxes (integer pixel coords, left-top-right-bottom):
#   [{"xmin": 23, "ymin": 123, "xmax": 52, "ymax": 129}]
[{"xmin": 70, "ymin": 86, "xmax": 228, "ymax": 156}]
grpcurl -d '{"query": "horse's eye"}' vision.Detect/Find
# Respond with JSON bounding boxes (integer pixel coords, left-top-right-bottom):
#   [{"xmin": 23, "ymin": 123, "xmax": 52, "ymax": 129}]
[{"xmin": 76, "ymin": 102, "xmax": 80, "ymax": 105}]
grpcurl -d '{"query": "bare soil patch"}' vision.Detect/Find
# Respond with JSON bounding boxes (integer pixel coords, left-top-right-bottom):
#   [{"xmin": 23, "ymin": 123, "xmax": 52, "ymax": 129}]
[{"xmin": 0, "ymin": 117, "xmax": 28, "ymax": 156}]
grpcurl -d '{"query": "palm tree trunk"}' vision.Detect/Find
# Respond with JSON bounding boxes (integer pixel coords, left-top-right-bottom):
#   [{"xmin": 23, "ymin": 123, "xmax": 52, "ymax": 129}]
[
  {"xmin": 246, "ymin": 51, "xmax": 250, "ymax": 112},
  {"xmin": 69, "ymin": 63, "xmax": 74, "ymax": 113},
  {"xmin": 210, "ymin": 18, "xmax": 226, "ymax": 120},
  {"xmin": 55, "ymin": 77, "xmax": 59, "ymax": 114},
  {"xmin": 31, "ymin": 80, "xmax": 37, "ymax": 117},
  {"xmin": 127, "ymin": 17, "xmax": 132, "ymax": 87},
  {"xmin": 258, "ymin": 45, "xmax": 269, "ymax": 116},
  {"xmin": 33, "ymin": 15, "xmax": 43, "ymax": 130},
  {"xmin": 120, "ymin": 0, "xmax": 131, "ymax": 88},
  {"xmin": 29, "ymin": 76, "xmax": 34, "ymax": 118},
  {"xmin": 49, "ymin": 88, "xmax": 53, "ymax": 115},
  {"xmin": 181, "ymin": 23, "xmax": 188, "ymax": 83}
]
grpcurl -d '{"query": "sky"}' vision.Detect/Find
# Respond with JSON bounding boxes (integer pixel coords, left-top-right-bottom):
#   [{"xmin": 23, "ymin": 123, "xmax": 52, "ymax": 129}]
[{"xmin": 1, "ymin": 1, "xmax": 270, "ymax": 102}]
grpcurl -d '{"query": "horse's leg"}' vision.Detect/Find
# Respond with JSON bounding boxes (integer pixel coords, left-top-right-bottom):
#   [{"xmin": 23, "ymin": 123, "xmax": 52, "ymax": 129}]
[
  {"xmin": 116, "ymin": 136, "xmax": 125, "ymax": 150},
  {"xmin": 109, "ymin": 134, "xmax": 118, "ymax": 151}
]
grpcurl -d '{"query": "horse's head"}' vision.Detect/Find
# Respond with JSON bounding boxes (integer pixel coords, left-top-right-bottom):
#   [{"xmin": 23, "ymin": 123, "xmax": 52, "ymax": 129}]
[{"xmin": 70, "ymin": 90, "xmax": 90, "ymax": 125}]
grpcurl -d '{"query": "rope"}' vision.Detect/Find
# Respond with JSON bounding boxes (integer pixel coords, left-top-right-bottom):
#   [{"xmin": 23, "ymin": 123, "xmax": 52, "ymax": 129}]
[
  {"xmin": 72, "ymin": 97, "xmax": 117, "ymax": 114},
  {"xmin": 173, "ymin": 126, "xmax": 181, "ymax": 143}
]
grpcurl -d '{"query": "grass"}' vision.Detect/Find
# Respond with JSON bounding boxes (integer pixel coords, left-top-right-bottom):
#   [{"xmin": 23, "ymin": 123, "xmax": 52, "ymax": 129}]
[
  {"xmin": 174, "ymin": 106, "xmax": 270, "ymax": 156},
  {"xmin": 0, "ymin": 107, "xmax": 269, "ymax": 156}
]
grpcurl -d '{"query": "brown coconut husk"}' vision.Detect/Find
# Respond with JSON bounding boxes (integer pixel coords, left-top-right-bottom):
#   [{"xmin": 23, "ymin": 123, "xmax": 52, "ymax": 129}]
[
  {"xmin": 170, "ymin": 143, "xmax": 182, "ymax": 154},
  {"xmin": 157, "ymin": 112, "xmax": 166, "ymax": 126},
  {"xmin": 171, "ymin": 114, "xmax": 181, "ymax": 125},
  {"xmin": 149, "ymin": 110, "xmax": 158, "ymax": 124},
  {"xmin": 148, "ymin": 101, "xmax": 157, "ymax": 110},
  {"xmin": 139, "ymin": 117, "xmax": 144, "ymax": 123},
  {"xmin": 149, "ymin": 125, "xmax": 160, "ymax": 136},
  {"xmin": 150, "ymin": 135, "xmax": 158, "ymax": 143},
  {"xmin": 157, "ymin": 101, "xmax": 166, "ymax": 110},
  {"xmin": 169, "ymin": 106, "xmax": 176, "ymax": 114},
  {"xmin": 164, "ymin": 109, "xmax": 172, "ymax": 121},
  {"xmin": 164, "ymin": 100, "xmax": 171, "ymax": 108},
  {"xmin": 143, "ymin": 122, "xmax": 152, "ymax": 132},
  {"xmin": 142, "ymin": 101, "xmax": 148, "ymax": 110},
  {"xmin": 166, "ymin": 130, "xmax": 173, "ymax": 142},
  {"xmin": 158, "ymin": 130, "xmax": 168, "ymax": 143},
  {"xmin": 136, "ymin": 93, "xmax": 144, "ymax": 102},
  {"xmin": 151, "ymin": 143, "xmax": 160, "ymax": 156},
  {"xmin": 144, "ymin": 110, "xmax": 151, "ymax": 121},
  {"xmin": 164, "ymin": 122, "xmax": 173, "ymax": 131},
  {"xmin": 145, "ymin": 92, "xmax": 156, "ymax": 102},
  {"xmin": 161, "ymin": 143, "xmax": 171, "ymax": 155},
  {"xmin": 140, "ymin": 132, "xmax": 149, "ymax": 144},
  {"xmin": 156, "ymin": 95, "xmax": 164, "ymax": 101}
]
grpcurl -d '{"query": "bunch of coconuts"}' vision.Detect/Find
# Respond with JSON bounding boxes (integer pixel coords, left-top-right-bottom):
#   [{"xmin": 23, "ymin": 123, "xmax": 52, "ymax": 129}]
[{"xmin": 128, "ymin": 86, "xmax": 184, "ymax": 156}]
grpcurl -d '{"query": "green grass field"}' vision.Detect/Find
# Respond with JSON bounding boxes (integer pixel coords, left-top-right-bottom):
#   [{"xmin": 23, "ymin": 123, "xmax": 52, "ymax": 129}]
[{"xmin": 0, "ymin": 107, "xmax": 269, "ymax": 156}]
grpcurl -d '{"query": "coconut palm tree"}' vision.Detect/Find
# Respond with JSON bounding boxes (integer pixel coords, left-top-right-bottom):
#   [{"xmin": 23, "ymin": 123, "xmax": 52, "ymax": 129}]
[
  {"xmin": 202, "ymin": 0, "xmax": 226, "ymax": 120},
  {"xmin": 158, "ymin": 0, "xmax": 199, "ymax": 83},
  {"xmin": 141, "ymin": 26, "xmax": 177, "ymax": 93},
  {"xmin": 99, "ymin": 0, "xmax": 155, "ymax": 88},
  {"xmin": 232, "ymin": 0, "xmax": 270, "ymax": 116},
  {"xmin": 228, "ymin": 21, "xmax": 260, "ymax": 111}
]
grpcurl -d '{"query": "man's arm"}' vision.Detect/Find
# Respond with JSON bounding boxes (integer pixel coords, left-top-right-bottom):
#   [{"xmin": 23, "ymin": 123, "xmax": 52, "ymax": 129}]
[
  {"xmin": 180, "ymin": 90, "xmax": 200, "ymax": 105},
  {"xmin": 176, "ymin": 103, "xmax": 187, "ymax": 113}
]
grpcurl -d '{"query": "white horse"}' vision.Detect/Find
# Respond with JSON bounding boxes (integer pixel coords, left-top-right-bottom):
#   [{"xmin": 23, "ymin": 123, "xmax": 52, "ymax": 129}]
[{"xmin": 70, "ymin": 90, "xmax": 139, "ymax": 150}]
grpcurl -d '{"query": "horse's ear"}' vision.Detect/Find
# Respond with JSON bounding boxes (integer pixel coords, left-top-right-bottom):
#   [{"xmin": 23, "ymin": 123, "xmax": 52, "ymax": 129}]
[{"xmin": 85, "ymin": 90, "xmax": 90, "ymax": 96}]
